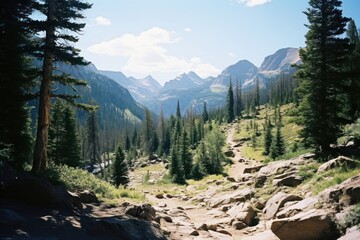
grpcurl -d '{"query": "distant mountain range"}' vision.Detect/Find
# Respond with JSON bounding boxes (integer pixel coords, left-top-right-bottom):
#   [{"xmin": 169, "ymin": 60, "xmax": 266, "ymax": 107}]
[{"xmin": 96, "ymin": 47, "xmax": 300, "ymax": 116}]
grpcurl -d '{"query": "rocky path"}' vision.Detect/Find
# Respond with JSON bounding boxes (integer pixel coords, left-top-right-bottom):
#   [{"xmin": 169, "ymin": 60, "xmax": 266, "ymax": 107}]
[{"xmin": 132, "ymin": 123, "xmax": 270, "ymax": 239}]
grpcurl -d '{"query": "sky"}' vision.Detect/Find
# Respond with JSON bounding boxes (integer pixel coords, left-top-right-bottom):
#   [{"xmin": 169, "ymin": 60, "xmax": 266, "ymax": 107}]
[{"xmin": 76, "ymin": 0, "xmax": 360, "ymax": 85}]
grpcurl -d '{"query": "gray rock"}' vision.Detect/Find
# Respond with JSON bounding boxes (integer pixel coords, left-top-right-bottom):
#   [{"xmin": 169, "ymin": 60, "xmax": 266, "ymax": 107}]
[
  {"xmin": 273, "ymin": 175, "xmax": 303, "ymax": 187},
  {"xmin": 263, "ymin": 192, "xmax": 303, "ymax": 219},
  {"xmin": 271, "ymin": 209, "xmax": 339, "ymax": 240},
  {"xmin": 227, "ymin": 202, "xmax": 256, "ymax": 226},
  {"xmin": 276, "ymin": 197, "xmax": 318, "ymax": 219},
  {"xmin": 88, "ymin": 217, "xmax": 167, "ymax": 240},
  {"xmin": 243, "ymin": 165, "xmax": 265, "ymax": 174},
  {"xmin": 317, "ymin": 156, "xmax": 358, "ymax": 173}
]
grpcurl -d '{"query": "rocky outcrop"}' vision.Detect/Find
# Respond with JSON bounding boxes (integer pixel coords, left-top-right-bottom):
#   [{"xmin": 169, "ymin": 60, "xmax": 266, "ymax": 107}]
[
  {"xmin": 318, "ymin": 174, "xmax": 360, "ymax": 206},
  {"xmin": 206, "ymin": 188, "xmax": 254, "ymax": 208},
  {"xmin": 263, "ymin": 192, "xmax": 303, "ymax": 219},
  {"xmin": 276, "ymin": 197, "xmax": 318, "ymax": 219},
  {"xmin": 317, "ymin": 156, "xmax": 358, "ymax": 173},
  {"xmin": 271, "ymin": 209, "xmax": 339, "ymax": 240},
  {"xmin": 125, "ymin": 203, "xmax": 156, "ymax": 221},
  {"xmin": 338, "ymin": 226, "xmax": 360, "ymax": 240},
  {"xmin": 227, "ymin": 202, "xmax": 257, "ymax": 226},
  {"xmin": 88, "ymin": 217, "xmax": 167, "ymax": 240},
  {"xmin": 78, "ymin": 190, "xmax": 99, "ymax": 204}
]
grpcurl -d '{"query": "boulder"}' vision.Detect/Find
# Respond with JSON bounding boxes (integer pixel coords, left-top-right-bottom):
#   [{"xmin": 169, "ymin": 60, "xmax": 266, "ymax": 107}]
[
  {"xmin": 276, "ymin": 197, "xmax": 318, "ymax": 219},
  {"xmin": 155, "ymin": 193, "xmax": 164, "ymax": 199},
  {"xmin": 243, "ymin": 165, "xmax": 265, "ymax": 174},
  {"xmin": 224, "ymin": 150, "xmax": 235, "ymax": 158},
  {"xmin": 148, "ymin": 154, "xmax": 159, "ymax": 160},
  {"xmin": 207, "ymin": 188, "xmax": 254, "ymax": 208},
  {"xmin": 254, "ymin": 175, "xmax": 267, "ymax": 188},
  {"xmin": 88, "ymin": 217, "xmax": 167, "ymax": 240},
  {"xmin": 227, "ymin": 202, "xmax": 256, "ymax": 226},
  {"xmin": 271, "ymin": 209, "xmax": 339, "ymax": 240},
  {"xmin": 78, "ymin": 190, "xmax": 99, "ymax": 204},
  {"xmin": 125, "ymin": 203, "xmax": 156, "ymax": 221},
  {"xmin": 263, "ymin": 192, "xmax": 303, "ymax": 219},
  {"xmin": 273, "ymin": 175, "xmax": 303, "ymax": 187},
  {"xmin": 317, "ymin": 156, "xmax": 358, "ymax": 173},
  {"xmin": 226, "ymin": 176, "xmax": 237, "ymax": 182},
  {"xmin": 318, "ymin": 174, "xmax": 360, "ymax": 206}
]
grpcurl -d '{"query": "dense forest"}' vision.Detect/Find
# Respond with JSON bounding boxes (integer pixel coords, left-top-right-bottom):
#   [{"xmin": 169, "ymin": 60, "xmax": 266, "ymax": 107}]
[{"xmin": 1, "ymin": 0, "xmax": 360, "ymax": 186}]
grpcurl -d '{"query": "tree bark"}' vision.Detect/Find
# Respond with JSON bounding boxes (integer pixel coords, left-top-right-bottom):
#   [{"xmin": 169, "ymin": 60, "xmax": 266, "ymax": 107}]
[{"xmin": 32, "ymin": 0, "xmax": 55, "ymax": 172}]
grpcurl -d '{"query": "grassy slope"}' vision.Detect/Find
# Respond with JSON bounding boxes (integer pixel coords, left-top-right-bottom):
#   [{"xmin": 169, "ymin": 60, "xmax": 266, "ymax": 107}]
[{"xmin": 234, "ymin": 103, "xmax": 306, "ymax": 161}]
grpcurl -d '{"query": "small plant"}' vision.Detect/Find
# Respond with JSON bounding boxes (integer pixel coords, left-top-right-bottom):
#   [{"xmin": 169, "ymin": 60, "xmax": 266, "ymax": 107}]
[
  {"xmin": 299, "ymin": 163, "xmax": 319, "ymax": 180},
  {"xmin": 143, "ymin": 170, "xmax": 150, "ymax": 184}
]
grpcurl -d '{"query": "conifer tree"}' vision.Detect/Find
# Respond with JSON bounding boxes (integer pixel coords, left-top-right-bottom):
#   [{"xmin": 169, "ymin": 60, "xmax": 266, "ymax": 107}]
[
  {"xmin": 254, "ymin": 77, "xmax": 260, "ymax": 111},
  {"xmin": 270, "ymin": 125, "xmax": 285, "ymax": 159},
  {"xmin": 180, "ymin": 129, "xmax": 192, "ymax": 179},
  {"xmin": 87, "ymin": 111, "xmax": 101, "ymax": 168},
  {"xmin": 235, "ymin": 80, "xmax": 243, "ymax": 118},
  {"xmin": 32, "ymin": 0, "xmax": 92, "ymax": 172},
  {"xmin": 0, "ymin": 0, "xmax": 35, "ymax": 169},
  {"xmin": 202, "ymin": 102, "xmax": 209, "ymax": 123},
  {"xmin": 263, "ymin": 119, "xmax": 273, "ymax": 155},
  {"xmin": 169, "ymin": 133, "xmax": 185, "ymax": 184},
  {"xmin": 296, "ymin": 0, "xmax": 350, "ymax": 154},
  {"xmin": 141, "ymin": 108, "xmax": 156, "ymax": 154},
  {"xmin": 226, "ymin": 79, "xmax": 235, "ymax": 123},
  {"xmin": 112, "ymin": 146, "xmax": 129, "ymax": 187},
  {"xmin": 61, "ymin": 103, "xmax": 81, "ymax": 167},
  {"xmin": 48, "ymin": 100, "xmax": 64, "ymax": 164},
  {"xmin": 346, "ymin": 19, "xmax": 360, "ymax": 120}
]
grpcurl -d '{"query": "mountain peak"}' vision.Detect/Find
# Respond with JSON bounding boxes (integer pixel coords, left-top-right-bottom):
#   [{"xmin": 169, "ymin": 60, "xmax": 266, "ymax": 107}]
[{"xmin": 260, "ymin": 47, "xmax": 300, "ymax": 73}]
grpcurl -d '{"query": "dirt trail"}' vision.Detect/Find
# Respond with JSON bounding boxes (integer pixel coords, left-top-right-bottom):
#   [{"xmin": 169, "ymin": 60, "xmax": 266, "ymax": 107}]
[{"xmin": 131, "ymin": 123, "xmax": 265, "ymax": 239}]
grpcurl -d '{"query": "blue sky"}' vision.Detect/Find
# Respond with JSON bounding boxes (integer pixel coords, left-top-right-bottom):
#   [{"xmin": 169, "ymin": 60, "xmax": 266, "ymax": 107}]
[{"xmin": 77, "ymin": 0, "xmax": 360, "ymax": 84}]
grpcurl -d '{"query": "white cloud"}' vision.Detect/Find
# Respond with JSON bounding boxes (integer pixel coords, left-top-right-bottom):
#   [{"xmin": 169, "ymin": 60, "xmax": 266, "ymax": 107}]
[
  {"xmin": 95, "ymin": 16, "xmax": 111, "ymax": 26},
  {"xmin": 184, "ymin": 27, "xmax": 192, "ymax": 32},
  {"xmin": 237, "ymin": 0, "xmax": 271, "ymax": 7},
  {"xmin": 87, "ymin": 27, "xmax": 219, "ymax": 79}
]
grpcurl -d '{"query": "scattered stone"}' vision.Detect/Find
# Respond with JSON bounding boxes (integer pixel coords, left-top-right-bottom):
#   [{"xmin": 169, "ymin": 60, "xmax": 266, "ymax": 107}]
[
  {"xmin": 155, "ymin": 193, "xmax": 164, "ymax": 199},
  {"xmin": 148, "ymin": 154, "xmax": 159, "ymax": 160},
  {"xmin": 227, "ymin": 176, "xmax": 237, "ymax": 182},
  {"xmin": 317, "ymin": 156, "xmax": 358, "ymax": 173},
  {"xmin": 263, "ymin": 192, "xmax": 303, "ymax": 219},
  {"xmin": 217, "ymin": 229, "xmax": 232, "ymax": 236},
  {"xmin": 271, "ymin": 209, "xmax": 339, "ymax": 240},
  {"xmin": 207, "ymin": 188, "xmax": 254, "ymax": 208},
  {"xmin": 302, "ymin": 153, "xmax": 316, "ymax": 159}
]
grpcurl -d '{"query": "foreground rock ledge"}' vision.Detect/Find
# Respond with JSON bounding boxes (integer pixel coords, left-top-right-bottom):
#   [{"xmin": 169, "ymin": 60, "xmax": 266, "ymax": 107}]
[{"xmin": 271, "ymin": 209, "xmax": 339, "ymax": 240}]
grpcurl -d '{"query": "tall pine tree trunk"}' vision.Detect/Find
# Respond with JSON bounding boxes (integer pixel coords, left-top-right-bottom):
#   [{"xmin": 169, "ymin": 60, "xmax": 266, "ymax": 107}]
[{"xmin": 32, "ymin": 0, "xmax": 55, "ymax": 172}]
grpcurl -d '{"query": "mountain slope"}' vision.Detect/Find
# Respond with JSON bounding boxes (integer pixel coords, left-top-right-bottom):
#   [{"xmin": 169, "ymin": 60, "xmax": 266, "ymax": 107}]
[{"xmin": 162, "ymin": 71, "xmax": 207, "ymax": 91}]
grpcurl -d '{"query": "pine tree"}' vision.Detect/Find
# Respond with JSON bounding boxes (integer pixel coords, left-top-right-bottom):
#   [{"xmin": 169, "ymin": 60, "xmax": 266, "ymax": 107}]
[
  {"xmin": 202, "ymin": 102, "xmax": 209, "ymax": 123},
  {"xmin": 176, "ymin": 100, "xmax": 181, "ymax": 119},
  {"xmin": 346, "ymin": 19, "xmax": 360, "ymax": 120},
  {"xmin": 180, "ymin": 129, "xmax": 192, "ymax": 179},
  {"xmin": 254, "ymin": 77, "xmax": 260, "ymax": 111},
  {"xmin": 87, "ymin": 111, "xmax": 100, "ymax": 166},
  {"xmin": 112, "ymin": 146, "xmax": 129, "ymax": 187},
  {"xmin": 141, "ymin": 108, "xmax": 156, "ymax": 154},
  {"xmin": 61, "ymin": 103, "xmax": 81, "ymax": 167},
  {"xmin": 0, "ymin": 0, "xmax": 35, "ymax": 169},
  {"xmin": 169, "ymin": 133, "xmax": 185, "ymax": 184},
  {"xmin": 235, "ymin": 80, "xmax": 243, "ymax": 119},
  {"xmin": 296, "ymin": 0, "xmax": 350, "ymax": 154},
  {"xmin": 226, "ymin": 79, "xmax": 235, "ymax": 123},
  {"xmin": 270, "ymin": 125, "xmax": 285, "ymax": 159},
  {"xmin": 48, "ymin": 99, "xmax": 64, "ymax": 164},
  {"xmin": 263, "ymin": 119, "xmax": 273, "ymax": 155},
  {"xmin": 32, "ymin": 0, "xmax": 92, "ymax": 172}
]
